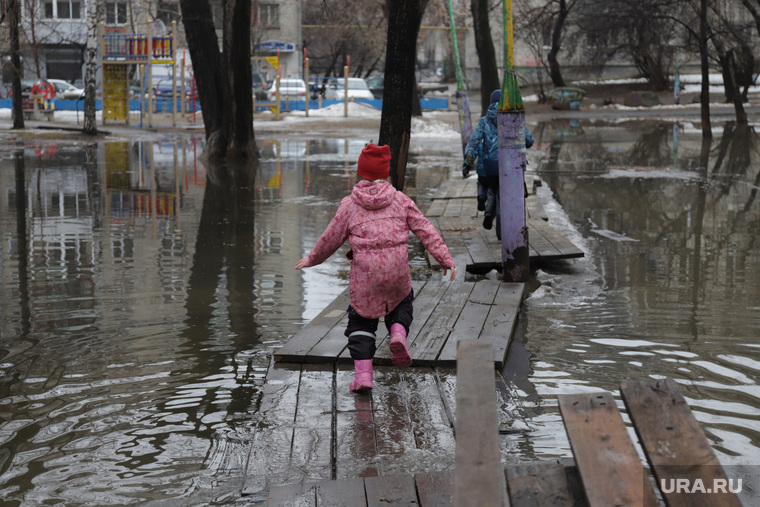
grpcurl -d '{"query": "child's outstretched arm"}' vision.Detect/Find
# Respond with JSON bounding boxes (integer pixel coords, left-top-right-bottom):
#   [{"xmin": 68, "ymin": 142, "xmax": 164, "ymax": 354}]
[
  {"xmin": 405, "ymin": 198, "xmax": 456, "ymax": 279},
  {"xmin": 294, "ymin": 201, "xmax": 350, "ymax": 270}
]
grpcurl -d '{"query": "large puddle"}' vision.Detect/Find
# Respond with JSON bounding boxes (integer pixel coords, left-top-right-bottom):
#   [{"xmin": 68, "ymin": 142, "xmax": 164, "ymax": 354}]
[{"xmin": 0, "ymin": 115, "xmax": 758, "ymax": 503}]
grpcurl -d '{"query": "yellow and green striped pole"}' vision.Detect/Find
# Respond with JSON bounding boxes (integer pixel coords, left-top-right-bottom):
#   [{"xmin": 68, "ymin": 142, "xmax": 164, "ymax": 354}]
[
  {"xmin": 497, "ymin": 0, "xmax": 529, "ymax": 282},
  {"xmin": 446, "ymin": 0, "xmax": 472, "ymax": 153}
]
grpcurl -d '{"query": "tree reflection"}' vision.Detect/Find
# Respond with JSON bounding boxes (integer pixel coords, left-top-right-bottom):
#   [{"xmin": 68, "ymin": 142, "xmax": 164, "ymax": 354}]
[{"xmin": 179, "ymin": 160, "xmax": 260, "ymax": 424}]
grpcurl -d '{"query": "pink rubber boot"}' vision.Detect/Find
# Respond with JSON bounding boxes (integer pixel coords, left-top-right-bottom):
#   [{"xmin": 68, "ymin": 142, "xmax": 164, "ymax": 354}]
[
  {"xmin": 389, "ymin": 323, "xmax": 412, "ymax": 367},
  {"xmin": 349, "ymin": 360, "xmax": 373, "ymax": 392}
]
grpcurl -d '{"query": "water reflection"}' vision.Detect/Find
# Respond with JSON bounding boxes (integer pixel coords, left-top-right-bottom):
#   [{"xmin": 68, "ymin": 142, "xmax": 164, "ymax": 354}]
[
  {"xmin": 519, "ymin": 120, "xmax": 760, "ymax": 466},
  {"xmin": 0, "ymin": 120, "xmax": 758, "ymax": 503}
]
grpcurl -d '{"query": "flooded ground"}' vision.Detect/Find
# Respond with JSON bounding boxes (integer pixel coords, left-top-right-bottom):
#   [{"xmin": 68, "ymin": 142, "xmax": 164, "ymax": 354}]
[{"xmin": 0, "ymin": 110, "xmax": 758, "ymax": 504}]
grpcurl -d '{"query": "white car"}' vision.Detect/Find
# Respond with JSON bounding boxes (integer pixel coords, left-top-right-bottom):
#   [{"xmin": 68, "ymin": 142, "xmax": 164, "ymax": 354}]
[
  {"xmin": 266, "ymin": 78, "xmax": 307, "ymax": 101},
  {"xmin": 47, "ymin": 79, "xmax": 84, "ymax": 100},
  {"xmin": 324, "ymin": 78, "xmax": 374, "ymax": 101}
]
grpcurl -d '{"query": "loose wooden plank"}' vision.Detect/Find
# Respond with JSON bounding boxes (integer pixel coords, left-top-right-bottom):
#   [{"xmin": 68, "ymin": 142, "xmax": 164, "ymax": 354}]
[
  {"xmin": 416, "ymin": 469, "xmax": 455, "ymax": 506},
  {"xmin": 275, "ymin": 289, "xmax": 351, "ymax": 362},
  {"xmin": 528, "ymin": 218, "xmax": 584, "ymax": 259},
  {"xmin": 481, "ymin": 283, "xmax": 525, "ymax": 368},
  {"xmin": 454, "ymin": 340, "xmax": 506, "ymax": 507},
  {"xmin": 558, "ymin": 391, "xmax": 658, "ymax": 507},
  {"xmin": 413, "ymin": 282, "xmax": 474, "ymax": 367},
  {"xmin": 267, "ymin": 481, "xmax": 317, "ymax": 506},
  {"xmin": 620, "ymin": 378, "xmax": 743, "ymax": 507},
  {"xmin": 314, "ymin": 477, "xmax": 367, "ymax": 506},
  {"xmin": 365, "ymin": 473, "xmax": 419, "ymax": 505},
  {"xmin": 505, "ymin": 461, "xmax": 588, "ymax": 507},
  {"xmin": 436, "ymin": 281, "xmax": 500, "ymax": 367}
]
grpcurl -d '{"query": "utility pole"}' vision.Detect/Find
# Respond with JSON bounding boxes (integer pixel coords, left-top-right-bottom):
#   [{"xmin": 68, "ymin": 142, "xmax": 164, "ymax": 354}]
[{"xmin": 497, "ymin": 0, "xmax": 529, "ymax": 282}]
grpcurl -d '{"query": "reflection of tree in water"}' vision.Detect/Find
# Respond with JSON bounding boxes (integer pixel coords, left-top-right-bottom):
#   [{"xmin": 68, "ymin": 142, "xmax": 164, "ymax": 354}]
[
  {"xmin": 160, "ymin": 161, "xmax": 261, "ymax": 436},
  {"xmin": 626, "ymin": 122, "xmax": 675, "ymax": 168}
]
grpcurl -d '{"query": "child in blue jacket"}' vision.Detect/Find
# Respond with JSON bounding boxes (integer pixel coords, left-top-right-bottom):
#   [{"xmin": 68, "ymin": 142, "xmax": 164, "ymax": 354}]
[{"xmin": 462, "ymin": 90, "xmax": 533, "ymax": 236}]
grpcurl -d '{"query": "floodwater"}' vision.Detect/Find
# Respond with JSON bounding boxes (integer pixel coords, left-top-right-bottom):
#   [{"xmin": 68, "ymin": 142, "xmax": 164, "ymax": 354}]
[{"xmin": 0, "ymin": 115, "xmax": 758, "ymax": 504}]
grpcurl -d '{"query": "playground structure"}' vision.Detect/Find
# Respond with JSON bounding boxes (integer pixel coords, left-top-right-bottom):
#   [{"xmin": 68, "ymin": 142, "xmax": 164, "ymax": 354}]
[{"xmin": 100, "ymin": 20, "xmax": 195, "ymax": 127}]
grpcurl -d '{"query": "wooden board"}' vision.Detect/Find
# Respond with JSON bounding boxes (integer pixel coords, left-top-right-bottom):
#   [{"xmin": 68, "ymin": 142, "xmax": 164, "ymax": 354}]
[
  {"xmin": 436, "ymin": 281, "xmax": 500, "ymax": 366},
  {"xmin": 315, "ymin": 477, "xmax": 367, "ymax": 506},
  {"xmin": 413, "ymin": 281, "xmax": 474, "ymax": 367},
  {"xmin": 267, "ymin": 481, "xmax": 316, "ymax": 506},
  {"xmin": 505, "ymin": 461, "xmax": 588, "ymax": 507},
  {"xmin": 274, "ymin": 289, "xmax": 350, "ymax": 362},
  {"xmin": 558, "ymin": 392, "xmax": 658, "ymax": 507},
  {"xmin": 364, "ymin": 473, "xmax": 419, "ymax": 505},
  {"xmin": 527, "ymin": 218, "xmax": 584, "ymax": 260},
  {"xmin": 454, "ymin": 340, "xmax": 505, "ymax": 507},
  {"xmin": 416, "ymin": 469, "xmax": 455, "ymax": 506},
  {"xmin": 482, "ymin": 283, "xmax": 525, "ymax": 368},
  {"xmin": 620, "ymin": 378, "xmax": 743, "ymax": 507},
  {"xmin": 290, "ymin": 364, "xmax": 334, "ymax": 480}
]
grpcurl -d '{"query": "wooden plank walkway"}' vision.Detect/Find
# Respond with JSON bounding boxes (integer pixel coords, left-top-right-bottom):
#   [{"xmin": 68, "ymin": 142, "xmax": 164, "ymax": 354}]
[
  {"xmin": 426, "ymin": 175, "xmax": 584, "ymax": 273},
  {"xmin": 261, "ymin": 378, "xmax": 743, "ymax": 506},
  {"xmin": 274, "ymin": 279, "xmax": 524, "ymax": 370}
]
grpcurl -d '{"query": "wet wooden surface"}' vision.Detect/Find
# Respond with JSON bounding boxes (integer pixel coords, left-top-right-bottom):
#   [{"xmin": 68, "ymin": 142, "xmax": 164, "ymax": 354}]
[
  {"xmin": 426, "ymin": 175, "xmax": 584, "ymax": 273},
  {"xmin": 620, "ymin": 378, "xmax": 744, "ymax": 507},
  {"xmin": 454, "ymin": 340, "xmax": 505, "ymax": 507},
  {"xmin": 274, "ymin": 279, "xmax": 525, "ymax": 370}
]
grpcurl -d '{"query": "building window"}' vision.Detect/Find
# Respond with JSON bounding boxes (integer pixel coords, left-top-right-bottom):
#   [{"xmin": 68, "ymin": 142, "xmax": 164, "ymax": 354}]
[
  {"xmin": 105, "ymin": 2, "xmax": 128, "ymax": 25},
  {"xmin": 44, "ymin": 0, "xmax": 81, "ymax": 19},
  {"xmin": 258, "ymin": 3, "xmax": 279, "ymax": 27}
]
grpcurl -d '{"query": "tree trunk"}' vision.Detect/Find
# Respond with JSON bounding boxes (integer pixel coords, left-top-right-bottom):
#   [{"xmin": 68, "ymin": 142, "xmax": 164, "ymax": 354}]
[
  {"xmin": 547, "ymin": 0, "xmax": 568, "ymax": 88},
  {"xmin": 9, "ymin": 0, "xmax": 23, "ymax": 129},
  {"xmin": 379, "ymin": 0, "xmax": 427, "ymax": 191},
  {"xmin": 82, "ymin": 0, "xmax": 99, "ymax": 135},
  {"xmin": 471, "ymin": 0, "xmax": 500, "ymax": 116},
  {"xmin": 699, "ymin": 0, "xmax": 712, "ymax": 138},
  {"xmin": 223, "ymin": 0, "xmax": 256, "ymax": 159},
  {"xmin": 179, "ymin": 0, "xmax": 257, "ymax": 162}
]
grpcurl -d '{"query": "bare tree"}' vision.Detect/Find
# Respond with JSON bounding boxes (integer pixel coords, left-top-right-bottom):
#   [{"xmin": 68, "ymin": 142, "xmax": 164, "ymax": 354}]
[
  {"xmin": 178, "ymin": 0, "xmax": 257, "ymax": 163},
  {"xmin": 9, "ymin": 0, "xmax": 24, "ymax": 128},
  {"xmin": 379, "ymin": 0, "xmax": 429, "ymax": 190},
  {"xmin": 470, "ymin": 0, "xmax": 499, "ymax": 116},
  {"xmin": 82, "ymin": 0, "xmax": 99, "ymax": 135},
  {"xmin": 302, "ymin": 0, "xmax": 387, "ymax": 79},
  {"xmin": 515, "ymin": 0, "xmax": 578, "ymax": 88}
]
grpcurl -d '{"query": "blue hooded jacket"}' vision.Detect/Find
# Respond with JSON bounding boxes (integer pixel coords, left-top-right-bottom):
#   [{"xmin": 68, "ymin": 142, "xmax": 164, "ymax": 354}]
[{"xmin": 464, "ymin": 94, "xmax": 534, "ymax": 176}]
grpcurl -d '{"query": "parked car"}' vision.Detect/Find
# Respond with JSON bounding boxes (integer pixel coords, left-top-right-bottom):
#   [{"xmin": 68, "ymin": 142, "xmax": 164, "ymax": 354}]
[
  {"xmin": 324, "ymin": 78, "xmax": 374, "ymax": 101},
  {"xmin": 265, "ymin": 78, "xmax": 307, "ymax": 101},
  {"xmin": 154, "ymin": 78, "xmax": 195, "ymax": 100},
  {"xmin": 47, "ymin": 79, "xmax": 84, "ymax": 100},
  {"xmin": 365, "ymin": 75, "xmax": 384, "ymax": 99},
  {"xmin": 252, "ymin": 72, "xmax": 265, "ymax": 92}
]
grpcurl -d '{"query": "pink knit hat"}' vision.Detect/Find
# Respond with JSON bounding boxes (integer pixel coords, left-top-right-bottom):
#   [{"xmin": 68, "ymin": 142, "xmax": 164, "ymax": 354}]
[{"xmin": 357, "ymin": 144, "xmax": 391, "ymax": 180}]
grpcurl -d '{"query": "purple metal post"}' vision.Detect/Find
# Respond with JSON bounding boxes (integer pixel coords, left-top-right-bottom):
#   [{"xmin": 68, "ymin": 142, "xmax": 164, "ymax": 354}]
[{"xmin": 497, "ymin": 109, "xmax": 529, "ymax": 282}]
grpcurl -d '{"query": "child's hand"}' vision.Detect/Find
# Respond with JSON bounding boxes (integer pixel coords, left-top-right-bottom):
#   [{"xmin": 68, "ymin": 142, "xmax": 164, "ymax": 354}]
[
  {"xmin": 443, "ymin": 265, "xmax": 456, "ymax": 281},
  {"xmin": 295, "ymin": 257, "xmax": 308, "ymax": 269}
]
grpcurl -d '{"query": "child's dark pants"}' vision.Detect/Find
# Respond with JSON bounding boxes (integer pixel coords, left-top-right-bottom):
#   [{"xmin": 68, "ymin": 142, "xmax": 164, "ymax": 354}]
[{"xmin": 345, "ymin": 290, "xmax": 414, "ymax": 360}]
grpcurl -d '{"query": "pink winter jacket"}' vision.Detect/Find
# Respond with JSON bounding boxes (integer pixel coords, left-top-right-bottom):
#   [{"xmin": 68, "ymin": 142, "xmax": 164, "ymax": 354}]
[{"xmin": 301, "ymin": 180, "xmax": 454, "ymax": 319}]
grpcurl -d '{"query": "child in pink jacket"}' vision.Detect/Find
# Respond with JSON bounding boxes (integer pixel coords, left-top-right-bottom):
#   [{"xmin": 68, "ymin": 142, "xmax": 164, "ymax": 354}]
[{"xmin": 295, "ymin": 144, "xmax": 456, "ymax": 392}]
